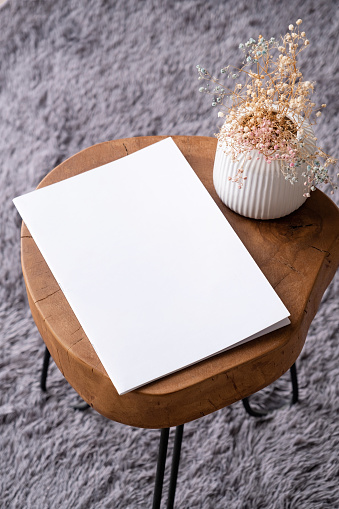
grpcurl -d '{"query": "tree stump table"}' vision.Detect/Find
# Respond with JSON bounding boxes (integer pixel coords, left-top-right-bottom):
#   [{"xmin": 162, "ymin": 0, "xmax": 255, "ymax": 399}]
[{"xmin": 20, "ymin": 136, "xmax": 339, "ymax": 507}]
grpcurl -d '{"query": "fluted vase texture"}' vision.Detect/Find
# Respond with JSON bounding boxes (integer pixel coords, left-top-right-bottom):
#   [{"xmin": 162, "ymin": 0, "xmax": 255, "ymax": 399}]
[{"xmin": 213, "ymin": 117, "xmax": 315, "ymax": 220}]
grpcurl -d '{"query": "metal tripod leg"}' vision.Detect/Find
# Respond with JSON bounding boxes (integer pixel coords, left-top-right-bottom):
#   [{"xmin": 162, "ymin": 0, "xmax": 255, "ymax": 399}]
[
  {"xmin": 242, "ymin": 363, "xmax": 299, "ymax": 417},
  {"xmin": 152, "ymin": 425, "xmax": 184, "ymax": 509}
]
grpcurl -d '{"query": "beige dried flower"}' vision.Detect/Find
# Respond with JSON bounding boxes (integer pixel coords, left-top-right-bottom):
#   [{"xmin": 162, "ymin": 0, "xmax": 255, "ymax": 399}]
[{"xmin": 196, "ymin": 21, "xmax": 338, "ymax": 194}]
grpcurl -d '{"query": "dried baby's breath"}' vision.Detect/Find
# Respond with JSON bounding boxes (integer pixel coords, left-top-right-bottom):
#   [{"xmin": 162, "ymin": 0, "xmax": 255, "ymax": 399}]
[{"xmin": 197, "ymin": 20, "xmax": 338, "ymax": 195}]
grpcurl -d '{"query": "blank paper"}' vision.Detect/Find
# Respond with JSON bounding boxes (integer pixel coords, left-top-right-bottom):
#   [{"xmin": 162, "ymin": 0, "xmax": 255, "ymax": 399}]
[{"xmin": 13, "ymin": 138, "xmax": 290, "ymax": 394}]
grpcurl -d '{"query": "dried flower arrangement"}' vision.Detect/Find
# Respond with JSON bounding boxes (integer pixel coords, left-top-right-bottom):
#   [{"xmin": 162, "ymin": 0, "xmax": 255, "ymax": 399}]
[{"xmin": 197, "ymin": 19, "xmax": 338, "ymax": 196}]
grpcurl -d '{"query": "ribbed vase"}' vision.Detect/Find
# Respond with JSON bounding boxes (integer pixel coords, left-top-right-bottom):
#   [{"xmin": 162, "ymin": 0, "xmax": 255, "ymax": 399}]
[
  {"xmin": 213, "ymin": 148, "xmax": 307, "ymax": 220},
  {"xmin": 213, "ymin": 113, "xmax": 315, "ymax": 220}
]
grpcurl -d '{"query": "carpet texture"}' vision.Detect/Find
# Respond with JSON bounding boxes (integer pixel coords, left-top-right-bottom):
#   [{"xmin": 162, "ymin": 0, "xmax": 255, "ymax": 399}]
[{"xmin": 1, "ymin": 1, "xmax": 338, "ymax": 508}]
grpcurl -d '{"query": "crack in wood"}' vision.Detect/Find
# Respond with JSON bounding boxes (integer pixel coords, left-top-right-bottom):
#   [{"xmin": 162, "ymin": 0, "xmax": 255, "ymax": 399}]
[
  {"xmin": 208, "ymin": 399, "xmax": 217, "ymax": 411},
  {"xmin": 274, "ymin": 273, "xmax": 288, "ymax": 288},
  {"xmin": 34, "ymin": 288, "xmax": 61, "ymax": 304},
  {"xmin": 225, "ymin": 373, "xmax": 242, "ymax": 399},
  {"xmin": 289, "ymin": 223, "xmax": 314, "ymax": 229},
  {"xmin": 71, "ymin": 325, "xmax": 82, "ymax": 335},
  {"xmin": 310, "ymin": 245, "xmax": 330, "ymax": 256},
  {"xmin": 284, "ymin": 263, "xmax": 302, "ymax": 274},
  {"xmin": 277, "ymin": 260, "xmax": 302, "ymax": 275},
  {"xmin": 67, "ymin": 337, "xmax": 84, "ymax": 354},
  {"xmin": 122, "ymin": 142, "xmax": 128, "ymax": 156}
]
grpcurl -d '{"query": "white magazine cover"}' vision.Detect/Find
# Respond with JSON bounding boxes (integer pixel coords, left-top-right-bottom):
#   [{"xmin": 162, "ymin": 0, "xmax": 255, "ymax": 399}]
[{"xmin": 13, "ymin": 137, "xmax": 290, "ymax": 394}]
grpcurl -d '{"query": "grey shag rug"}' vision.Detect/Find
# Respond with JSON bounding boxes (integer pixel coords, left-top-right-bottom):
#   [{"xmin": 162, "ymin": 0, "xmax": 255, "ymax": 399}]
[{"xmin": 1, "ymin": 1, "xmax": 338, "ymax": 508}]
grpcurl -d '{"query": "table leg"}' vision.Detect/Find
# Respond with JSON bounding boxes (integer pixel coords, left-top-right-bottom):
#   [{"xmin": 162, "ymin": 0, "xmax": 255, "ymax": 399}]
[
  {"xmin": 152, "ymin": 424, "xmax": 184, "ymax": 509},
  {"xmin": 153, "ymin": 428, "xmax": 170, "ymax": 509},
  {"xmin": 290, "ymin": 362, "xmax": 299, "ymax": 404},
  {"xmin": 41, "ymin": 345, "xmax": 184, "ymax": 506},
  {"xmin": 40, "ymin": 346, "xmax": 51, "ymax": 392},
  {"xmin": 242, "ymin": 363, "xmax": 299, "ymax": 417},
  {"xmin": 167, "ymin": 424, "xmax": 184, "ymax": 509}
]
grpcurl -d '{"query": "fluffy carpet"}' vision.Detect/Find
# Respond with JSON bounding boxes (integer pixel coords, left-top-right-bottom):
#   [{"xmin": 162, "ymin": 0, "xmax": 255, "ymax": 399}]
[{"xmin": 1, "ymin": 1, "xmax": 338, "ymax": 508}]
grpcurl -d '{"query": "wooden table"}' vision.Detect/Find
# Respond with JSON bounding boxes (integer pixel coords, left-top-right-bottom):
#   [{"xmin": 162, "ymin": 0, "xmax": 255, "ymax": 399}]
[
  {"xmin": 21, "ymin": 135, "xmax": 339, "ymax": 431},
  {"xmin": 20, "ymin": 135, "xmax": 339, "ymax": 508}
]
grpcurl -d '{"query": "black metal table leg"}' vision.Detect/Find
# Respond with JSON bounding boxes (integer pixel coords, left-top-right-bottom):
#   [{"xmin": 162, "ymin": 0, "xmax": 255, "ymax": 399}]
[
  {"xmin": 167, "ymin": 424, "xmax": 184, "ymax": 509},
  {"xmin": 153, "ymin": 428, "xmax": 170, "ymax": 509},
  {"xmin": 242, "ymin": 363, "xmax": 299, "ymax": 417},
  {"xmin": 290, "ymin": 362, "xmax": 299, "ymax": 404},
  {"xmin": 41, "ymin": 345, "xmax": 185, "ymax": 506},
  {"xmin": 40, "ymin": 346, "xmax": 51, "ymax": 392},
  {"xmin": 152, "ymin": 425, "xmax": 184, "ymax": 509},
  {"xmin": 242, "ymin": 396, "xmax": 267, "ymax": 417}
]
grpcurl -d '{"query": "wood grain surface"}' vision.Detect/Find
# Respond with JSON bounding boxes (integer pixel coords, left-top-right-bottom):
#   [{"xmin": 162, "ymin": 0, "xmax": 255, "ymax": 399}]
[{"xmin": 21, "ymin": 136, "xmax": 339, "ymax": 428}]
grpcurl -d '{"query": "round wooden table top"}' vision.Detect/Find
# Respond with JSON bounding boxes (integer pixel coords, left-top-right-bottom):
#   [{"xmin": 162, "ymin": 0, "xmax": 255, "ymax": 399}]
[{"xmin": 21, "ymin": 135, "xmax": 339, "ymax": 429}]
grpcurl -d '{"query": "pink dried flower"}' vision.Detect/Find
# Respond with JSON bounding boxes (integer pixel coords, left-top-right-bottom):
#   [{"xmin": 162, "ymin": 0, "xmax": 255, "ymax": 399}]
[{"xmin": 196, "ymin": 21, "xmax": 337, "ymax": 194}]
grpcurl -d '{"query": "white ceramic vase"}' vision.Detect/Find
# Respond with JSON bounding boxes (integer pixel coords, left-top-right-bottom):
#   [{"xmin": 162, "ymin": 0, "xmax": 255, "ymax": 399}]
[{"xmin": 213, "ymin": 117, "xmax": 315, "ymax": 220}]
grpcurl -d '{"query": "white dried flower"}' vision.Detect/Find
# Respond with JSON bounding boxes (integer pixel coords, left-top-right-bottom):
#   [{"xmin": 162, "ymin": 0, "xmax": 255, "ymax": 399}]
[{"xmin": 195, "ymin": 20, "xmax": 338, "ymax": 196}]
